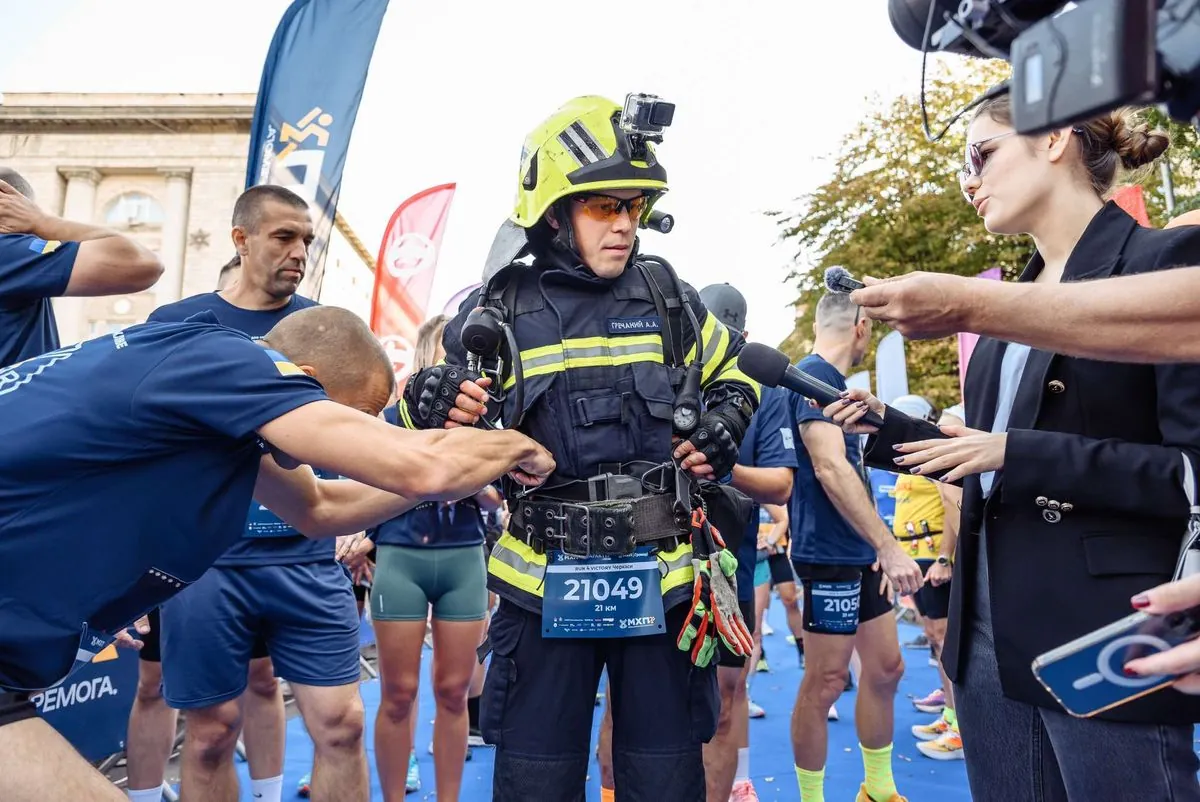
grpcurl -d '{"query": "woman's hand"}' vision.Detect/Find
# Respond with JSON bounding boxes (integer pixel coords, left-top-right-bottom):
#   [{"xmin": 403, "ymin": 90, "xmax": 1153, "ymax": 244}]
[
  {"xmin": 821, "ymin": 388, "xmax": 886, "ymax": 435},
  {"xmin": 926, "ymin": 560, "xmax": 953, "ymax": 587},
  {"xmin": 1124, "ymin": 574, "xmax": 1200, "ymax": 694},
  {"xmin": 892, "ymin": 425, "xmax": 1006, "ymax": 484}
]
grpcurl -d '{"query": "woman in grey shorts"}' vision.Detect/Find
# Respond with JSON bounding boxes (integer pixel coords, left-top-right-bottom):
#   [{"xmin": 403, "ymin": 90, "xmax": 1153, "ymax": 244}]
[{"xmin": 369, "ymin": 314, "xmax": 502, "ymax": 801}]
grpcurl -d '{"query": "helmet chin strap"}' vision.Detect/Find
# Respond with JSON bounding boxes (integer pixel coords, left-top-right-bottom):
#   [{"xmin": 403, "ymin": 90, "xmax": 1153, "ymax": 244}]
[{"xmin": 550, "ymin": 199, "xmax": 579, "ymax": 257}]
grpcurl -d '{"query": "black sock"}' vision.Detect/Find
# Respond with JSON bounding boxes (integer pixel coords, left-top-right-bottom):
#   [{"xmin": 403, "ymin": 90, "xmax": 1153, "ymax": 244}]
[
  {"xmin": 795, "ymin": 638, "xmax": 805, "ymax": 661},
  {"xmin": 468, "ymin": 694, "xmax": 481, "ymax": 729}
]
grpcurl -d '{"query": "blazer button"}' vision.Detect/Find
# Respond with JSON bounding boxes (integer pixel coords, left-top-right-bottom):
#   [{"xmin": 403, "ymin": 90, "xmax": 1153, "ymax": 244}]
[
  {"xmin": 1047, "ymin": 500, "xmax": 1061, "ymax": 511},
  {"xmin": 1043, "ymin": 509, "xmax": 1062, "ymax": 523},
  {"xmin": 1048, "ymin": 379, "xmax": 1066, "ymax": 394},
  {"xmin": 1036, "ymin": 496, "xmax": 1048, "ymax": 507},
  {"xmin": 1061, "ymin": 502, "xmax": 1074, "ymax": 513}
]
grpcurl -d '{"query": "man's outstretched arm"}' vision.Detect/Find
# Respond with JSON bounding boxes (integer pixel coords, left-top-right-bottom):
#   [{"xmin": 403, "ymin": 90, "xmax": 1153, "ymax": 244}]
[
  {"xmin": 851, "ymin": 267, "xmax": 1200, "ymax": 364},
  {"xmin": 254, "ymin": 400, "xmax": 554, "ymax": 537}
]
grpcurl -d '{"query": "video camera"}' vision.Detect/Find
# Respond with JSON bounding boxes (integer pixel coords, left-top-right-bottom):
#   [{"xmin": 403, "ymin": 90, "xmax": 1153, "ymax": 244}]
[
  {"xmin": 890, "ymin": 0, "xmax": 1200, "ymax": 133},
  {"xmin": 620, "ymin": 93, "xmax": 676, "ymax": 141}
]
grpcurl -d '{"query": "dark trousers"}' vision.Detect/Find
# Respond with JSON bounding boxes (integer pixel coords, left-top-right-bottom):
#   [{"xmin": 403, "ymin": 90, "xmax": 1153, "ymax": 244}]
[
  {"xmin": 956, "ymin": 622, "xmax": 1200, "ymax": 801},
  {"xmin": 481, "ymin": 600, "xmax": 718, "ymax": 802}
]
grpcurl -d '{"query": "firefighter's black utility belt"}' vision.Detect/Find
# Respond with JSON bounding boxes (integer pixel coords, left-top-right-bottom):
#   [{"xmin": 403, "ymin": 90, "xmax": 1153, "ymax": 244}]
[{"xmin": 510, "ymin": 492, "xmax": 686, "ymax": 558}]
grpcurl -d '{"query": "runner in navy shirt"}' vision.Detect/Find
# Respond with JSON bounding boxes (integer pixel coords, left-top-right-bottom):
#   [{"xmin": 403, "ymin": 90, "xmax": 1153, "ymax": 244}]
[
  {"xmin": 786, "ymin": 291, "xmax": 923, "ymax": 802},
  {"xmin": 0, "ymin": 303, "xmax": 553, "ymax": 802},
  {"xmin": 147, "ymin": 185, "xmax": 358, "ymax": 802},
  {"xmin": 700, "ymin": 284, "xmax": 797, "ymax": 801},
  {"xmin": 0, "ymin": 168, "xmax": 162, "ymax": 366}
]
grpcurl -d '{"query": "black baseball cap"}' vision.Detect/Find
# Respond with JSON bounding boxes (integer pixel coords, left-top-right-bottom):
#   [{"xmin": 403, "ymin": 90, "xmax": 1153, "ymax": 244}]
[{"xmin": 699, "ymin": 283, "xmax": 747, "ymax": 332}]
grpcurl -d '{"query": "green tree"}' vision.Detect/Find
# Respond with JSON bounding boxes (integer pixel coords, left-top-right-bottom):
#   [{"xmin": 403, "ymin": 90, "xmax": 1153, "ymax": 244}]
[
  {"xmin": 768, "ymin": 60, "xmax": 1197, "ymax": 411},
  {"xmin": 1140, "ymin": 107, "xmax": 1200, "ymax": 222}
]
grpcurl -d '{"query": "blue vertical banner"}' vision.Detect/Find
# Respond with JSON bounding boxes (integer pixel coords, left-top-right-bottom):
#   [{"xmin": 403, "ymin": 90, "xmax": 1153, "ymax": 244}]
[
  {"xmin": 245, "ymin": 0, "xmax": 390, "ymax": 299},
  {"xmin": 874, "ymin": 329, "xmax": 909, "ymax": 405}
]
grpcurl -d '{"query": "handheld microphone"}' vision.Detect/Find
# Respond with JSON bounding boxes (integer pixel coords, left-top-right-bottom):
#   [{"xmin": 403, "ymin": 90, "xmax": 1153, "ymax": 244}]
[
  {"xmin": 824, "ymin": 266, "xmax": 865, "ymax": 294},
  {"xmin": 737, "ymin": 342, "xmax": 886, "ymax": 429}
]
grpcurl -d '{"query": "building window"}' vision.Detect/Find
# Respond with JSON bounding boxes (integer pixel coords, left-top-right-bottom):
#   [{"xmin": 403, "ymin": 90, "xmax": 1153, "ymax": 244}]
[{"xmin": 104, "ymin": 192, "xmax": 166, "ymax": 229}]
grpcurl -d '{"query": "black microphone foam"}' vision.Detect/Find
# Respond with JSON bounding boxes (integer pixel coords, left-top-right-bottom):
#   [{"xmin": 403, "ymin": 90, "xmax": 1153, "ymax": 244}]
[
  {"xmin": 736, "ymin": 342, "xmax": 790, "ymax": 389},
  {"xmin": 888, "ymin": 0, "xmax": 959, "ymax": 51},
  {"xmin": 824, "ymin": 266, "xmax": 865, "ymax": 294},
  {"xmin": 738, "ymin": 342, "xmax": 887, "ymax": 428}
]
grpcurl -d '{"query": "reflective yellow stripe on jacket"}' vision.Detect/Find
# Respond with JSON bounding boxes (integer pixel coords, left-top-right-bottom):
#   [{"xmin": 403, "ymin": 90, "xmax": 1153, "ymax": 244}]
[
  {"xmin": 487, "ymin": 531, "xmax": 696, "ymax": 608},
  {"xmin": 503, "ymin": 335, "xmax": 664, "ymax": 390},
  {"xmin": 684, "ymin": 313, "xmax": 760, "ymax": 401}
]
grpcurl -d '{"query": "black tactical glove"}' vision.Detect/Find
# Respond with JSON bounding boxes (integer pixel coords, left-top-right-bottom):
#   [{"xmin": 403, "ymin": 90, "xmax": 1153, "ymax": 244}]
[
  {"xmin": 684, "ymin": 399, "xmax": 752, "ymax": 479},
  {"xmin": 402, "ymin": 365, "xmax": 482, "ymax": 430}
]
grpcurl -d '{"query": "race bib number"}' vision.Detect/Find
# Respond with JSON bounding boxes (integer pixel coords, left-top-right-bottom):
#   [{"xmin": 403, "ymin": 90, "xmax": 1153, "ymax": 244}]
[
  {"xmin": 809, "ymin": 579, "xmax": 862, "ymax": 634},
  {"xmin": 542, "ymin": 548, "xmax": 665, "ymax": 639},
  {"xmin": 244, "ymin": 502, "xmax": 297, "ymax": 538},
  {"xmin": 245, "ymin": 470, "xmax": 339, "ymax": 538}
]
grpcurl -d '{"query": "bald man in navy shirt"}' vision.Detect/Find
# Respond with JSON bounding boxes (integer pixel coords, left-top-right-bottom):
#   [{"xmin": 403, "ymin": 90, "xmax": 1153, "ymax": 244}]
[
  {"xmin": 0, "ymin": 168, "xmax": 163, "ymax": 365},
  {"xmin": 0, "ymin": 305, "xmax": 554, "ymax": 801}
]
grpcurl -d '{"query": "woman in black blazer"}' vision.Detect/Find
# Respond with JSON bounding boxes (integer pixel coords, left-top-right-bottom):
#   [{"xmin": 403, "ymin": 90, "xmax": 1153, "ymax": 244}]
[{"xmin": 831, "ymin": 97, "xmax": 1200, "ymax": 801}]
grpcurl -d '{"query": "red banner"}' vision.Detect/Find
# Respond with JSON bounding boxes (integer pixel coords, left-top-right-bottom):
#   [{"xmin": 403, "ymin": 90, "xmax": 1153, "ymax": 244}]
[
  {"xmin": 1111, "ymin": 185, "xmax": 1151, "ymax": 227},
  {"xmin": 370, "ymin": 183, "xmax": 456, "ymax": 386},
  {"xmin": 956, "ymin": 267, "xmax": 1002, "ymax": 399}
]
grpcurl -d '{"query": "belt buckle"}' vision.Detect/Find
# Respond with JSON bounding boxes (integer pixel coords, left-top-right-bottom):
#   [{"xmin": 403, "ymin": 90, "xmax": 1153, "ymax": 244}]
[{"xmin": 515, "ymin": 501, "xmax": 572, "ymax": 555}]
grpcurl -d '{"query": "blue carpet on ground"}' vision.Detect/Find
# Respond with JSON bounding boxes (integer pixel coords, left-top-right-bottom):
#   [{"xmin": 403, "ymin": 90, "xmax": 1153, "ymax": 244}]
[{"xmin": 227, "ymin": 595, "xmax": 971, "ymax": 800}]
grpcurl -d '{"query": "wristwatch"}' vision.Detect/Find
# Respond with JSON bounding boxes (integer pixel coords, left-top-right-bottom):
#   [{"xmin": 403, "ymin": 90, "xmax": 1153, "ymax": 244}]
[{"xmin": 936, "ymin": 555, "xmax": 951, "ymax": 566}]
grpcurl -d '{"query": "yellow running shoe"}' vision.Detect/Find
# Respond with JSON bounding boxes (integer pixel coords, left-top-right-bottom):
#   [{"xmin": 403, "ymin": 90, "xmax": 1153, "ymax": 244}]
[
  {"xmin": 916, "ymin": 730, "xmax": 965, "ymax": 761},
  {"xmin": 910, "ymin": 715, "xmax": 951, "ymax": 742},
  {"xmin": 855, "ymin": 784, "xmax": 908, "ymax": 802}
]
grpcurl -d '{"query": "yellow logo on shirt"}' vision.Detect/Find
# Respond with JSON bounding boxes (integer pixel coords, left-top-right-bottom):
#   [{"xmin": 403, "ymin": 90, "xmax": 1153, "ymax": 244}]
[
  {"xmin": 42, "ymin": 240, "xmax": 61, "ymax": 254},
  {"xmin": 264, "ymin": 348, "xmax": 305, "ymax": 377},
  {"xmin": 91, "ymin": 644, "xmax": 118, "ymax": 663}
]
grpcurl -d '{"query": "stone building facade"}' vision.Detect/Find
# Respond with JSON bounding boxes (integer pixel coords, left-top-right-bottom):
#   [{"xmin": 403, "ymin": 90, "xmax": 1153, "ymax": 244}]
[{"xmin": 0, "ymin": 92, "xmax": 374, "ymax": 344}]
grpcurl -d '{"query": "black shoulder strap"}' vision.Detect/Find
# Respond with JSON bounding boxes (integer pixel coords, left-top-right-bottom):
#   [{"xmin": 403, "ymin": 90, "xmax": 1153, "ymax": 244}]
[{"xmin": 635, "ymin": 257, "xmax": 687, "ymax": 369}]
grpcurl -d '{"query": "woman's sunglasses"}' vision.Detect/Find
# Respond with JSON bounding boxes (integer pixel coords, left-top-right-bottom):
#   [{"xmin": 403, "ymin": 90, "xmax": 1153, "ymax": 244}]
[
  {"xmin": 573, "ymin": 193, "xmax": 651, "ymax": 223},
  {"xmin": 959, "ymin": 132, "xmax": 1016, "ymax": 184}
]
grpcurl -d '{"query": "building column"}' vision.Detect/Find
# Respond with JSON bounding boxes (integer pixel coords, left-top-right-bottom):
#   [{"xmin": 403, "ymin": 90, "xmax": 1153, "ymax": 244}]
[
  {"xmin": 156, "ymin": 168, "xmax": 193, "ymax": 305},
  {"xmin": 53, "ymin": 168, "xmax": 102, "ymax": 345}
]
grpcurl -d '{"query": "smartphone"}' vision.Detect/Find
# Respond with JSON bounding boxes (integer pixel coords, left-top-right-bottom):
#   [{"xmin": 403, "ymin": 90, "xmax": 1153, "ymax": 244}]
[{"xmin": 1032, "ymin": 606, "xmax": 1200, "ymax": 718}]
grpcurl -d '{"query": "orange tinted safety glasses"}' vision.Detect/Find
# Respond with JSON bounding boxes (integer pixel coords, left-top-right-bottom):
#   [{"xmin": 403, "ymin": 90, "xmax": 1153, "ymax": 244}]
[{"xmin": 572, "ymin": 193, "xmax": 650, "ymax": 223}]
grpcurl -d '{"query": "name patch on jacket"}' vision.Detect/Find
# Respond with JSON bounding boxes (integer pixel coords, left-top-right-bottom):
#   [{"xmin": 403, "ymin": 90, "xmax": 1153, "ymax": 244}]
[{"xmin": 607, "ymin": 316, "xmax": 661, "ymax": 334}]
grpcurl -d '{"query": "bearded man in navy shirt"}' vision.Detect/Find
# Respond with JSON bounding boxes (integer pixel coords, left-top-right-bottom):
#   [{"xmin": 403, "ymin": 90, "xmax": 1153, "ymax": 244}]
[{"xmin": 0, "ymin": 304, "xmax": 554, "ymax": 802}]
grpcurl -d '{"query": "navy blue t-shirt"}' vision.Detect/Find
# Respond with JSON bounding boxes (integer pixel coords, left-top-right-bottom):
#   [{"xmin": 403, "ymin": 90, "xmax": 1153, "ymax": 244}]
[
  {"xmin": 0, "ymin": 315, "xmax": 328, "ymax": 690},
  {"xmin": 147, "ymin": 292, "xmax": 325, "ymax": 566},
  {"xmin": 0, "ymin": 234, "xmax": 78, "ymax": 367},
  {"xmin": 369, "ymin": 405, "xmax": 486, "ymax": 548},
  {"xmin": 789, "ymin": 354, "xmax": 876, "ymax": 566},
  {"xmin": 733, "ymin": 386, "xmax": 799, "ymax": 602}
]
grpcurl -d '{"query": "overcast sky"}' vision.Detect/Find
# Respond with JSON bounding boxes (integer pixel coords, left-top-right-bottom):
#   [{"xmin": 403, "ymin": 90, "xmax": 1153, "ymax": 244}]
[{"xmin": 0, "ymin": 0, "xmax": 942, "ymax": 347}]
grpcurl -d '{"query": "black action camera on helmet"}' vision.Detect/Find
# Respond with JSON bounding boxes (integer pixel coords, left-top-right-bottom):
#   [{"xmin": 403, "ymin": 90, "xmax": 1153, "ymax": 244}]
[{"xmin": 890, "ymin": 0, "xmax": 1200, "ymax": 132}]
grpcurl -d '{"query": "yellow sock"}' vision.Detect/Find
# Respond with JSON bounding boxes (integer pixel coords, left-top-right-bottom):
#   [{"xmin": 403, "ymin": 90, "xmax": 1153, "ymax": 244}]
[
  {"xmin": 944, "ymin": 706, "xmax": 958, "ymax": 731},
  {"xmin": 601, "ymin": 787, "xmax": 615, "ymax": 802},
  {"xmin": 860, "ymin": 743, "xmax": 898, "ymax": 801},
  {"xmin": 795, "ymin": 766, "xmax": 825, "ymax": 802}
]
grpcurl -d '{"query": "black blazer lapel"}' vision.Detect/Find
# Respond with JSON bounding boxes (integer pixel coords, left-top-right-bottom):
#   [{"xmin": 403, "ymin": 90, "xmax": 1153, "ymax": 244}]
[{"xmin": 964, "ymin": 336, "xmax": 1005, "ymax": 433}]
